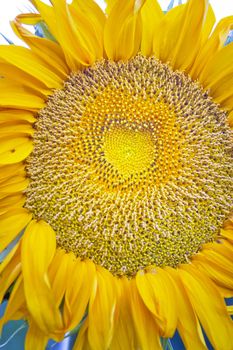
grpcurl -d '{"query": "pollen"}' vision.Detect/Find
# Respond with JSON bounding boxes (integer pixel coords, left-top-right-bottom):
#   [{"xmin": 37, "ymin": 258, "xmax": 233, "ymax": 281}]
[{"xmin": 24, "ymin": 55, "xmax": 233, "ymax": 276}]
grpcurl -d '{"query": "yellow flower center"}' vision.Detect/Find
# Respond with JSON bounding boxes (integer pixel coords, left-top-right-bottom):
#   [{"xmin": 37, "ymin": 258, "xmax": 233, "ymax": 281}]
[
  {"xmin": 25, "ymin": 55, "xmax": 233, "ymax": 276},
  {"xmin": 103, "ymin": 126, "xmax": 155, "ymax": 177}
]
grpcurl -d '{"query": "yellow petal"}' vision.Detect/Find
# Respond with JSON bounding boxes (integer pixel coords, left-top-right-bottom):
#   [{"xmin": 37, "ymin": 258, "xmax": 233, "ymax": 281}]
[
  {"xmin": 0, "ymin": 162, "xmax": 25, "ymax": 181},
  {"xmin": 136, "ymin": 267, "xmax": 177, "ymax": 337},
  {"xmin": 1, "ymin": 62, "xmax": 51, "ymax": 97},
  {"xmin": 0, "ymin": 275, "xmax": 27, "ymax": 333},
  {"xmin": 32, "ymin": 0, "xmax": 58, "ymax": 39},
  {"xmin": 51, "ymin": 0, "xmax": 103, "ymax": 70},
  {"xmin": 173, "ymin": 0, "xmax": 208, "ymax": 71},
  {"xmin": 21, "ymin": 220, "xmax": 63, "ymax": 333},
  {"xmin": 207, "ymin": 73, "xmax": 233, "ymax": 109},
  {"xmin": 179, "ymin": 264, "xmax": 233, "ymax": 350},
  {"xmin": 12, "ymin": 16, "xmax": 69, "ymax": 79},
  {"xmin": 154, "ymin": 4, "xmax": 184, "ymax": 61},
  {"xmin": 0, "ymin": 208, "xmax": 32, "ymax": 252},
  {"xmin": 221, "ymin": 227, "xmax": 233, "ymax": 242},
  {"xmin": 63, "ymin": 258, "xmax": 96, "ymax": 332},
  {"xmin": 162, "ymin": 0, "xmax": 208, "ymax": 71},
  {"xmin": 14, "ymin": 13, "xmax": 42, "ymax": 25},
  {"xmin": 69, "ymin": 0, "xmax": 106, "ymax": 59},
  {"xmin": 0, "ymin": 175, "xmax": 29, "ymax": 195},
  {"xmin": 0, "ymin": 121, "xmax": 34, "ymax": 137},
  {"xmin": 140, "ymin": 0, "xmax": 163, "ymax": 56},
  {"xmin": 109, "ymin": 277, "xmax": 136, "ymax": 350},
  {"xmin": 191, "ymin": 16, "xmax": 233, "ymax": 79},
  {"xmin": 48, "ymin": 249, "xmax": 73, "ymax": 308},
  {"xmin": 199, "ymin": 42, "xmax": 233, "ymax": 91},
  {"xmin": 200, "ymin": 236, "xmax": 233, "ymax": 261},
  {"xmin": 199, "ymin": 4, "xmax": 216, "ymax": 47},
  {"xmin": 0, "ymin": 45, "xmax": 63, "ymax": 89},
  {"xmin": 227, "ymin": 305, "xmax": 233, "ymax": 315},
  {"xmin": 0, "ymin": 240, "xmax": 19, "ymax": 274},
  {"xmin": 0, "ymin": 85, "xmax": 45, "ymax": 111},
  {"xmin": 104, "ymin": 0, "xmax": 142, "ymax": 61},
  {"xmin": 0, "ymin": 193, "xmax": 26, "ymax": 215},
  {"xmin": 52, "ymin": 1, "xmax": 85, "ymax": 70},
  {"xmin": 0, "ymin": 110, "xmax": 36, "ymax": 123},
  {"xmin": 228, "ymin": 110, "xmax": 233, "ymax": 127},
  {"xmin": 129, "ymin": 278, "xmax": 162, "ymax": 350},
  {"xmin": 0, "ymin": 136, "xmax": 33, "ymax": 164},
  {"xmin": 223, "ymin": 216, "xmax": 233, "ymax": 230},
  {"xmin": 216, "ymin": 285, "xmax": 233, "ymax": 298},
  {"xmin": 0, "ymin": 242, "xmax": 21, "ymax": 303},
  {"xmin": 88, "ymin": 266, "xmax": 117, "ymax": 350},
  {"xmin": 179, "ymin": 4, "xmax": 215, "ymax": 76},
  {"xmin": 72, "ymin": 0, "xmax": 106, "ymax": 37},
  {"xmin": 105, "ymin": 0, "xmax": 115, "ymax": 14},
  {"xmin": 219, "ymin": 95, "xmax": 233, "ymax": 112},
  {"xmin": 193, "ymin": 250, "xmax": 233, "ymax": 290},
  {"xmin": 73, "ymin": 319, "xmax": 92, "ymax": 350},
  {"xmin": 202, "ymin": 241, "xmax": 233, "ymax": 274},
  {"xmin": 25, "ymin": 321, "xmax": 49, "ymax": 350},
  {"xmin": 165, "ymin": 267, "xmax": 207, "ymax": 350}
]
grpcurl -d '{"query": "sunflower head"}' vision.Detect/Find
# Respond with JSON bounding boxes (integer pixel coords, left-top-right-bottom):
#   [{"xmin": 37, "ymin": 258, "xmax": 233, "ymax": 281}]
[{"xmin": 0, "ymin": 0, "xmax": 233, "ymax": 349}]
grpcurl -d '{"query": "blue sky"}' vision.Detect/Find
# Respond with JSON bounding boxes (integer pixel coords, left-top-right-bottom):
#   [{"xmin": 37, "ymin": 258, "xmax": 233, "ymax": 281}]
[{"xmin": 0, "ymin": 0, "xmax": 232, "ymax": 45}]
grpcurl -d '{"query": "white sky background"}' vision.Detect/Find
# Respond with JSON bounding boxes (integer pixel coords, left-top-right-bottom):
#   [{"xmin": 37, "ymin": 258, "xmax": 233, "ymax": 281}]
[{"xmin": 0, "ymin": 0, "xmax": 232, "ymax": 45}]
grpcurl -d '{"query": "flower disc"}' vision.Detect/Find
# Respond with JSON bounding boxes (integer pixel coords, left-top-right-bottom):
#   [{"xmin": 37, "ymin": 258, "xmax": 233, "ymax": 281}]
[{"xmin": 25, "ymin": 55, "xmax": 233, "ymax": 276}]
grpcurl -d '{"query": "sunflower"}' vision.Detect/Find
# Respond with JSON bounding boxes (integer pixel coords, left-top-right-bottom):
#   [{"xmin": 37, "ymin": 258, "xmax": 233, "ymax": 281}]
[{"xmin": 0, "ymin": 0, "xmax": 233, "ymax": 349}]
